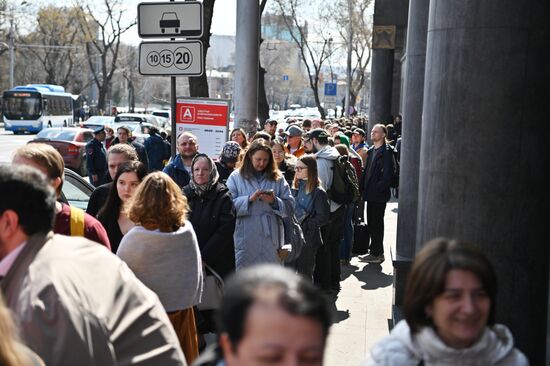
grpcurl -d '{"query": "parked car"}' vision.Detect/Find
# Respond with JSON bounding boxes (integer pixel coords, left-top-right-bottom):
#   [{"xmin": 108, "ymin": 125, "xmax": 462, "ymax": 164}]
[
  {"xmin": 111, "ymin": 121, "xmax": 156, "ymax": 145},
  {"xmin": 80, "ymin": 116, "xmax": 115, "ymax": 130},
  {"xmin": 28, "ymin": 127, "xmax": 94, "ymax": 176},
  {"xmin": 114, "ymin": 113, "xmax": 161, "ymax": 127},
  {"xmin": 0, "ymin": 163, "xmax": 92, "ymax": 210}
]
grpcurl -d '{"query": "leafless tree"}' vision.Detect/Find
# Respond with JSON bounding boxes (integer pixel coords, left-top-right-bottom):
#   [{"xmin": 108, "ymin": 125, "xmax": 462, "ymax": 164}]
[
  {"xmin": 75, "ymin": 0, "xmax": 136, "ymax": 112},
  {"xmin": 272, "ymin": 0, "xmax": 337, "ymax": 119},
  {"xmin": 332, "ymin": 0, "xmax": 372, "ymax": 111}
]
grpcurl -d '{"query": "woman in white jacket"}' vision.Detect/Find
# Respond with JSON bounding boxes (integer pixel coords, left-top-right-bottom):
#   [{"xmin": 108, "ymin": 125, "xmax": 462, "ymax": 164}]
[{"xmin": 364, "ymin": 238, "xmax": 528, "ymax": 366}]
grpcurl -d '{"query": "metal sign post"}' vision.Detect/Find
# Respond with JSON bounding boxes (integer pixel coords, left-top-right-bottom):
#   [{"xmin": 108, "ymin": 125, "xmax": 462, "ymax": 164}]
[{"xmin": 137, "ymin": 0, "xmax": 204, "ymax": 157}]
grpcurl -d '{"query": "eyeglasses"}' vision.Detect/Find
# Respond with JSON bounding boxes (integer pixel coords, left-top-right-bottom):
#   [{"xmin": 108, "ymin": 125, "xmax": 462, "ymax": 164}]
[{"xmin": 295, "ymin": 166, "xmax": 308, "ymax": 171}]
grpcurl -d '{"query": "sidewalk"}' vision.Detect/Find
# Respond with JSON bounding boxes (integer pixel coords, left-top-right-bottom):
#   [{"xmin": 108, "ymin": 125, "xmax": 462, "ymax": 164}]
[{"xmin": 324, "ymin": 200, "xmax": 398, "ymax": 366}]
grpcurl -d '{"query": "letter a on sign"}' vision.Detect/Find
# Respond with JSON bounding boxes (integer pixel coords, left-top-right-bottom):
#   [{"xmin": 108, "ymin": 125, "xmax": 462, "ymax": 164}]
[{"xmin": 180, "ymin": 106, "xmax": 195, "ymax": 123}]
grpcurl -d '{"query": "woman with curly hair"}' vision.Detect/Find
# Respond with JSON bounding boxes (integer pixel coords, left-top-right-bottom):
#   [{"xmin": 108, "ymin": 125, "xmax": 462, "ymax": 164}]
[{"xmin": 116, "ymin": 171, "xmax": 203, "ymax": 365}]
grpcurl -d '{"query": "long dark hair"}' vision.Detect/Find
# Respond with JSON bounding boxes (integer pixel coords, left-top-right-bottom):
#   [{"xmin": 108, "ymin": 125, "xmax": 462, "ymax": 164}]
[{"xmin": 97, "ymin": 161, "xmax": 147, "ymax": 223}]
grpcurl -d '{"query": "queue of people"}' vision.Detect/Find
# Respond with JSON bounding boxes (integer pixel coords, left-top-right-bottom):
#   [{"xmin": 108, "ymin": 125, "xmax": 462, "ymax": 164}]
[{"xmin": 0, "ymin": 115, "xmax": 528, "ymax": 365}]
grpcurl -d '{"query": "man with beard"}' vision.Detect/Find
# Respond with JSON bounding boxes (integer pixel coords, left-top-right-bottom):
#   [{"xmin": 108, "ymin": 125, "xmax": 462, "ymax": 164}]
[{"xmin": 163, "ymin": 131, "xmax": 197, "ymax": 188}]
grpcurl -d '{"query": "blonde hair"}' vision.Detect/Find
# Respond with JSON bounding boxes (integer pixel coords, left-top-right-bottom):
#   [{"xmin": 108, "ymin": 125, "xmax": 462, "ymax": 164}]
[
  {"xmin": 13, "ymin": 143, "xmax": 64, "ymax": 196},
  {"xmin": 0, "ymin": 294, "xmax": 30, "ymax": 366},
  {"xmin": 128, "ymin": 172, "xmax": 189, "ymax": 232}
]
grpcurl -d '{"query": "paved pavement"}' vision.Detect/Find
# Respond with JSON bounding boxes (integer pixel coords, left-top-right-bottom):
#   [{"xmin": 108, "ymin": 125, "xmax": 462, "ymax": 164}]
[{"xmin": 324, "ymin": 200, "xmax": 397, "ymax": 366}]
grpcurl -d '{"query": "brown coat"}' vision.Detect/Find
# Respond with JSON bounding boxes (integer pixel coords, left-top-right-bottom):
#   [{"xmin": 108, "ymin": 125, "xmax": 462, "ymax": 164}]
[{"xmin": 1, "ymin": 232, "xmax": 187, "ymax": 366}]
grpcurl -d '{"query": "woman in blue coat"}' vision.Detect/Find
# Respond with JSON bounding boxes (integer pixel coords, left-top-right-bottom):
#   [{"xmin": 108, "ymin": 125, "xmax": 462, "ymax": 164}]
[{"xmin": 226, "ymin": 139, "xmax": 295, "ymax": 270}]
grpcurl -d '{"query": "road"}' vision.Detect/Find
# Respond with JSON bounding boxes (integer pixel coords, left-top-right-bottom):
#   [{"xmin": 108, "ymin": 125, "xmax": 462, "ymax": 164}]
[{"xmin": 0, "ymin": 128, "xmax": 33, "ymax": 164}]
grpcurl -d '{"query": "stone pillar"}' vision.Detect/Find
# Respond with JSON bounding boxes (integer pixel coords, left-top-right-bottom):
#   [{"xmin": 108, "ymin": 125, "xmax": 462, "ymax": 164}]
[
  {"xmin": 393, "ymin": 0, "xmax": 430, "ymax": 308},
  {"xmin": 368, "ymin": 49, "xmax": 394, "ymax": 129},
  {"xmin": 367, "ymin": 0, "xmax": 409, "ymax": 141},
  {"xmin": 417, "ymin": 1, "xmax": 550, "ymax": 363},
  {"xmin": 234, "ymin": 0, "xmax": 259, "ymax": 135}
]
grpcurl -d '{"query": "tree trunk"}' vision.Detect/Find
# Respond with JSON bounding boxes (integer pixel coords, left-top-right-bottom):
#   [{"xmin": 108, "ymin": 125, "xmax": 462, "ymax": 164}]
[
  {"xmin": 313, "ymin": 86, "xmax": 326, "ymax": 119},
  {"xmin": 258, "ymin": 65, "xmax": 270, "ymax": 128},
  {"xmin": 189, "ymin": 0, "xmax": 215, "ymax": 98}
]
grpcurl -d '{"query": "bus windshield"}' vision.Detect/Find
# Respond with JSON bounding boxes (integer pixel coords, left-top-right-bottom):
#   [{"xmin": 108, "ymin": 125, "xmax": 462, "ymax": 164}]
[{"xmin": 2, "ymin": 95, "xmax": 42, "ymax": 120}]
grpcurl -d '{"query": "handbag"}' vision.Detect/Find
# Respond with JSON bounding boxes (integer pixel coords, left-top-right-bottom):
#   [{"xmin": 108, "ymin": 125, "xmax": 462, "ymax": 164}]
[
  {"xmin": 197, "ymin": 264, "xmax": 224, "ymax": 311},
  {"xmin": 280, "ymin": 213, "xmax": 306, "ymax": 264}
]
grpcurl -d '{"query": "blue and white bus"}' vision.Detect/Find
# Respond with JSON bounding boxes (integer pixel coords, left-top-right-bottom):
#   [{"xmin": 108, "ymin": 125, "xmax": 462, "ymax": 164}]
[{"xmin": 2, "ymin": 84, "xmax": 75, "ymax": 134}]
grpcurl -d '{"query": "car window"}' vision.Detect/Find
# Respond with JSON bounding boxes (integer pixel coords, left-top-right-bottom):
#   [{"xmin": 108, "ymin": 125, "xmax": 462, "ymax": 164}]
[
  {"xmin": 37, "ymin": 129, "xmax": 77, "ymax": 141},
  {"xmin": 63, "ymin": 173, "xmax": 92, "ymax": 210}
]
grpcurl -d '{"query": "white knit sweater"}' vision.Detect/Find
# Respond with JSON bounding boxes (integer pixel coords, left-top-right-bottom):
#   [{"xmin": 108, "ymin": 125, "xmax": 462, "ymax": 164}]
[{"xmin": 117, "ymin": 222, "xmax": 203, "ymax": 312}]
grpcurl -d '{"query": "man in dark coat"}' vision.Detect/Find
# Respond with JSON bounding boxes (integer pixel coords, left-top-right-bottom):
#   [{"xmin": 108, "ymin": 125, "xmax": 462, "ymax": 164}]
[
  {"xmin": 144, "ymin": 126, "xmax": 171, "ymax": 171},
  {"xmin": 361, "ymin": 123, "xmax": 396, "ymax": 264},
  {"xmin": 85, "ymin": 126, "xmax": 108, "ymax": 187}
]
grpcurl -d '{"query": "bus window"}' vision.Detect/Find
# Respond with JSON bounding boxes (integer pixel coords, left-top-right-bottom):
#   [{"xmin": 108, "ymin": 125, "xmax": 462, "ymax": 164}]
[{"xmin": 2, "ymin": 96, "xmax": 41, "ymax": 119}]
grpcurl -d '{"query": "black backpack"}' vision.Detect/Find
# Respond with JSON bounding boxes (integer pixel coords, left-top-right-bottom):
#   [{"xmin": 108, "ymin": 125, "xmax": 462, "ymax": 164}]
[
  {"xmin": 389, "ymin": 145, "xmax": 399, "ymax": 189},
  {"xmin": 327, "ymin": 155, "xmax": 361, "ymax": 204}
]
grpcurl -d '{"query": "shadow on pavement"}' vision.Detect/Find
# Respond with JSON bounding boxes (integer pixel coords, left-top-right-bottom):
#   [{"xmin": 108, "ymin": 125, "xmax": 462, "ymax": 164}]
[
  {"xmin": 327, "ymin": 294, "xmax": 351, "ymax": 324},
  {"xmin": 354, "ymin": 263, "xmax": 393, "ymax": 290},
  {"xmin": 340, "ymin": 262, "xmax": 359, "ymax": 281}
]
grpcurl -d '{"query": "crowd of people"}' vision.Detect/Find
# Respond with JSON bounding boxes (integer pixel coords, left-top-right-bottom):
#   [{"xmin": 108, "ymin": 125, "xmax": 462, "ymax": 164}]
[{"xmin": 0, "ymin": 114, "xmax": 528, "ymax": 365}]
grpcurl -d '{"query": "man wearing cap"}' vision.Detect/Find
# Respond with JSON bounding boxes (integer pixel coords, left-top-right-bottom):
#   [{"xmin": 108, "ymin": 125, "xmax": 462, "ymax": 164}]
[
  {"xmin": 263, "ymin": 119, "xmax": 278, "ymax": 139},
  {"xmin": 85, "ymin": 126, "xmax": 108, "ymax": 187},
  {"xmin": 284, "ymin": 125, "xmax": 305, "ymax": 158},
  {"xmin": 304, "ymin": 128, "xmax": 345, "ymax": 293},
  {"xmin": 351, "ymin": 128, "xmax": 368, "ymax": 166}
]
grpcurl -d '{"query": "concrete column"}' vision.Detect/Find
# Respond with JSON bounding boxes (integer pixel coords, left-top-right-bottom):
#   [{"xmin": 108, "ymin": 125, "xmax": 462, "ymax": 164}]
[
  {"xmin": 393, "ymin": 0, "xmax": 430, "ymax": 307},
  {"xmin": 234, "ymin": 0, "xmax": 259, "ymax": 135},
  {"xmin": 367, "ymin": 0, "xmax": 409, "ymax": 141},
  {"xmin": 417, "ymin": 1, "xmax": 550, "ymax": 363},
  {"xmin": 368, "ymin": 49, "xmax": 394, "ymax": 130}
]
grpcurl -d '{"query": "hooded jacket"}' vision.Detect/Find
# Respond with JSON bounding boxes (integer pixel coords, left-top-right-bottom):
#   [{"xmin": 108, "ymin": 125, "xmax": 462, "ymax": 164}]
[
  {"xmin": 315, "ymin": 145, "xmax": 341, "ymax": 212},
  {"xmin": 364, "ymin": 320, "xmax": 528, "ymax": 366}
]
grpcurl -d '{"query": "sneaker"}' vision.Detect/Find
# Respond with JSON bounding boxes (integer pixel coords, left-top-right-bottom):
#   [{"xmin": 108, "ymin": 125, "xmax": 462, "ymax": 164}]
[{"xmin": 364, "ymin": 254, "xmax": 385, "ymax": 264}]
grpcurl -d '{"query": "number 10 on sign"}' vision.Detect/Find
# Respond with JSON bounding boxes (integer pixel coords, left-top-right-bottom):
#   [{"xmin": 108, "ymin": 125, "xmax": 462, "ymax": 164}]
[{"xmin": 139, "ymin": 40, "xmax": 203, "ymax": 76}]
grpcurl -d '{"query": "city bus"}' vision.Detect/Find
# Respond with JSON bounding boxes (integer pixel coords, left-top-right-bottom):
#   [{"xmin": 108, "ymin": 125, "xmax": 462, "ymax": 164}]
[{"xmin": 2, "ymin": 84, "xmax": 75, "ymax": 134}]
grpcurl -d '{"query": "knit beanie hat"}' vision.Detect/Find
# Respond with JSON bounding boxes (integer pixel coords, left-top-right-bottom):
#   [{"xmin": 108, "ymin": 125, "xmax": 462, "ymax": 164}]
[
  {"xmin": 337, "ymin": 133, "xmax": 350, "ymax": 148},
  {"xmin": 220, "ymin": 141, "xmax": 242, "ymax": 163}
]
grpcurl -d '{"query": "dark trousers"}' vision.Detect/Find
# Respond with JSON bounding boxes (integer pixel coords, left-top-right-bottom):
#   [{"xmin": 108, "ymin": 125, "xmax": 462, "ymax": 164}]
[
  {"xmin": 314, "ymin": 205, "xmax": 346, "ymax": 290},
  {"xmin": 366, "ymin": 201, "xmax": 387, "ymax": 256},
  {"xmin": 367, "ymin": 201, "xmax": 386, "ymax": 256}
]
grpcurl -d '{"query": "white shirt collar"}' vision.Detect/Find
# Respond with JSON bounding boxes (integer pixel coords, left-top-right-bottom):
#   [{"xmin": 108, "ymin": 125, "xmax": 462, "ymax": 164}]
[{"xmin": 0, "ymin": 241, "xmax": 27, "ymax": 277}]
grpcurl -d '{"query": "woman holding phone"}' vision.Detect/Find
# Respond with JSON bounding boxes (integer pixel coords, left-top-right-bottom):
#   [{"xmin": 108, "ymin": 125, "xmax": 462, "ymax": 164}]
[{"xmin": 227, "ymin": 139, "xmax": 295, "ymax": 270}]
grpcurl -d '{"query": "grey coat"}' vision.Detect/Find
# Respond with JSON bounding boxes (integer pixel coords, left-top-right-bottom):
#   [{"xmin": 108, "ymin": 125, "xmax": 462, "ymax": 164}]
[
  {"xmin": 226, "ymin": 170, "xmax": 295, "ymax": 269},
  {"xmin": 1, "ymin": 232, "xmax": 186, "ymax": 366}
]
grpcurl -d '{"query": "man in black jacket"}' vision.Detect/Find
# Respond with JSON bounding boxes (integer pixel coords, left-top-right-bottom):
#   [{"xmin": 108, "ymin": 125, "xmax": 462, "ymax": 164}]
[{"xmin": 361, "ymin": 124, "xmax": 396, "ymax": 264}]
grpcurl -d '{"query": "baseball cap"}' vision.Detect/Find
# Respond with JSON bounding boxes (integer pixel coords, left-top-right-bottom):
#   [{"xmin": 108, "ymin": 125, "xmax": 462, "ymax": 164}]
[
  {"xmin": 305, "ymin": 128, "xmax": 329, "ymax": 140},
  {"xmin": 265, "ymin": 119, "xmax": 278, "ymax": 125},
  {"xmin": 352, "ymin": 128, "xmax": 366, "ymax": 137},
  {"xmin": 284, "ymin": 125, "xmax": 304, "ymax": 137}
]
